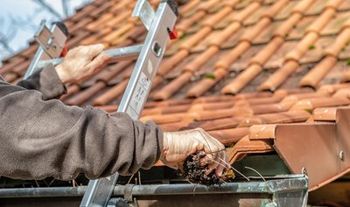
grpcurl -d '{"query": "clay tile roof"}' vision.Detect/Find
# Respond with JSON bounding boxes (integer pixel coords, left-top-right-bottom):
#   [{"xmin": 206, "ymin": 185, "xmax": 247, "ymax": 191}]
[{"xmin": 2, "ymin": 0, "xmax": 350, "ymax": 191}]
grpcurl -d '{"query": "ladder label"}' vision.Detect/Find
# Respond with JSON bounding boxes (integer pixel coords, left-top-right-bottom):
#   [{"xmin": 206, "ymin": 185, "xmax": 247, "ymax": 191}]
[{"xmin": 128, "ymin": 72, "xmax": 151, "ymax": 118}]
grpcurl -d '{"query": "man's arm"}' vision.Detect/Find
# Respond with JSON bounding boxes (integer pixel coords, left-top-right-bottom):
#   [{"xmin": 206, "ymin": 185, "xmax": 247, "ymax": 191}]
[
  {"xmin": 0, "ymin": 44, "xmax": 227, "ymax": 181},
  {"xmin": 17, "ymin": 44, "xmax": 109, "ymax": 100},
  {"xmin": 16, "ymin": 64, "xmax": 66, "ymax": 100},
  {"xmin": 0, "ymin": 79, "xmax": 163, "ymax": 180}
]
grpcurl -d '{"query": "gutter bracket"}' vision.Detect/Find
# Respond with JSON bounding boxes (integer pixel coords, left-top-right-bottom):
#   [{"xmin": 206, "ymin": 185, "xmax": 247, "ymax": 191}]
[{"xmin": 123, "ymin": 184, "xmax": 135, "ymax": 202}]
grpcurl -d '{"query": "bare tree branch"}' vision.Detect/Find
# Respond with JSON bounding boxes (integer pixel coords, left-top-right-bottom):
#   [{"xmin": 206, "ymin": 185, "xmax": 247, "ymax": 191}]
[
  {"xmin": 0, "ymin": 17, "xmax": 15, "ymax": 55},
  {"xmin": 0, "ymin": 0, "xmax": 91, "ymax": 61},
  {"xmin": 61, "ymin": 0, "xmax": 70, "ymax": 17},
  {"xmin": 0, "ymin": 32, "xmax": 14, "ymax": 54},
  {"xmin": 32, "ymin": 0, "xmax": 63, "ymax": 19}
]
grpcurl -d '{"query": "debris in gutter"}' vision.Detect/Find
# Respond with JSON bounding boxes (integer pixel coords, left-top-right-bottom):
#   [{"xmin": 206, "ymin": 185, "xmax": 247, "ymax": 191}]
[{"xmin": 182, "ymin": 151, "xmax": 235, "ymax": 185}]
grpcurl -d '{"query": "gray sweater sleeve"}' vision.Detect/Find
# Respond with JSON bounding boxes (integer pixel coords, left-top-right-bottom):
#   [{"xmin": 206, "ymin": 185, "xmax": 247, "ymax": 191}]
[
  {"xmin": 16, "ymin": 64, "xmax": 66, "ymax": 100},
  {"xmin": 0, "ymin": 70, "xmax": 163, "ymax": 181}
]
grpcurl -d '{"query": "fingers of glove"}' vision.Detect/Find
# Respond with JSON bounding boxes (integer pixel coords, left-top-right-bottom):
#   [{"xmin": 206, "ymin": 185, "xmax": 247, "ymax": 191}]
[
  {"xmin": 64, "ymin": 46, "xmax": 80, "ymax": 58},
  {"xmin": 189, "ymin": 142, "xmax": 204, "ymax": 155},
  {"xmin": 197, "ymin": 135, "xmax": 221, "ymax": 154},
  {"xmin": 77, "ymin": 44, "xmax": 105, "ymax": 60},
  {"xmin": 199, "ymin": 152, "xmax": 213, "ymax": 167},
  {"xmin": 164, "ymin": 153, "xmax": 187, "ymax": 164},
  {"xmin": 196, "ymin": 128, "xmax": 224, "ymax": 150},
  {"xmin": 215, "ymin": 152, "xmax": 228, "ymax": 177},
  {"xmin": 61, "ymin": 46, "xmax": 98, "ymax": 71},
  {"xmin": 188, "ymin": 142, "xmax": 212, "ymax": 167},
  {"xmin": 206, "ymin": 136, "xmax": 224, "ymax": 151},
  {"xmin": 202, "ymin": 143, "xmax": 224, "ymax": 175},
  {"xmin": 215, "ymin": 160, "xmax": 225, "ymax": 177},
  {"xmin": 85, "ymin": 53, "xmax": 109, "ymax": 74},
  {"xmin": 88, "ymin": 44, "xmax": 105, "ymax": 59},
  {"xmin": 205, "ymin": 160, "xmax": 219, "ymax": 175},
  {"xmin": 75, "ymin": 53, "xmax": 109, "ymax": 83}
]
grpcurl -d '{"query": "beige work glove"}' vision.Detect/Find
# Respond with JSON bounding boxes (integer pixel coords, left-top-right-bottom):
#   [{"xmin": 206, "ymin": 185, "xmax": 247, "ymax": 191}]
[
  {"xmin": 161, "ymin": 128, "xmax": 228, "ymax": 177},
  {"xmin": 56, "ymin": 44, "xmax": 109, "ymax": 83}
]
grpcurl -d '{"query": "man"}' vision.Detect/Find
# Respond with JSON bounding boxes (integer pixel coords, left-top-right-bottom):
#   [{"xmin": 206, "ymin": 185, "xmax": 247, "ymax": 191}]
[{"xmin": 0, "ymin": 44, "xmax": 227, "ymax": 181}]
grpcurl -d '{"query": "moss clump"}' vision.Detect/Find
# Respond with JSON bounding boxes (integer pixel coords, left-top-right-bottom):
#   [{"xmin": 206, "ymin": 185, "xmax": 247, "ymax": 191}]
[
  {"xmin": 346, "ymin": 59, "xmax": 350, "ymax": 66},
  {"xmin": 204, "ymin": 72, "xmax": 216, "ymax": 80},
  {"xmin": 308, "ymin": 45, "xmax": 316, "ymax": 50}
]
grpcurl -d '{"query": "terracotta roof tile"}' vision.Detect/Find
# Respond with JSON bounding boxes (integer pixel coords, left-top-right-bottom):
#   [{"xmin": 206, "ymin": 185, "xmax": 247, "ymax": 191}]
[
  {"xmin": 0, "ymin": 57, "xmax": 26, "ymax": 75},
  {"xmin": 178, "ymin": 0, "xmax": 200, "ymax": 15},
  {"xmin": 208, "ymin": 128, "xmax": 249, "ymax": 146},
  {"xmin": 334, "ymin": 88, "xmax": 350, "ymax": 99},
  {"xmin": 299, "ymin": 19, "xmax": 350, "ymax": 87},
  {"xmin": 227, "ymin": 136, "xmax": 273, "ymax": 164},
  {"xmin": 60, "ymin": 84, "xmax": 80, "ymax": 101},
  {"xmin": 66, "ymin": 82, "xmax": 106, "ymax": 105},
  {"xmin": 176, "ymin": 11, "xmax": 205, "ymax": 32},
  {"xmin": 93, "ymin": 79, "xmax": 128, "ymax": 105},
  {"xmin": 249, "ymin": 124, "xmax": 276, "ymax": 140},
  {"xmin": 313, "ymin": 107, "xmax": 338, "ymax": 121},
  {"xmin": 69, "ymin": 17, "xmax": 94, "ymax": 34},
  {"xmin": 261, "ymin": 0, "xmax": 289, "ymax": 20},
  {"xmin": 216, "ymin": 41, "xmax": 251, "ymax": 69},
  {"xmin": 222, "ymin": 64, "xmax": 262, "ymax": 95},
  {"xmin": 209, "ymin": 22, "xmax": 241, "ymax": 46},
  {"xmin": 299, "ymin": 37, "xmax": 333, "ymax": 64},
  {"xmin": 325, "ymin": 25, "xmax": 350, "ymax": 57},
  {"xmin": 3, "ymin": 0, "xmax": 350, "ymax": 191},
  {"xmin": 242, "ymin": 5, "xmax": 265, "ymax": 26},
  {"xmin": 274, "ymin": 13, "xmax": 303, "ymax": 38},
  {"xmin": 152, "ymin": 0, "xmax": 261, "ymax": 100},
  {"xmin": 2, "ymin": 72, "xmax": 18, "ymax": 83},
  {"xmin": 299, "ymin": 56, "xmax": 338, "ymax": 88},
  {"xmin": 202, "ymin": 6, "xmax": 233, "ymax": 28},
  {"xmin": 217, "ymin": 0, "xmax": 316, "ymax": 95},
  {"xmin": 321, "ymin": 12, "xmax": 350, "ymax": 35},
  {"xmin": 291, "ymin": 97, "xmax": 350, "ymax": 111},
  {"xmin": 186, "ymin": 68, "xmax": 228, "ymax": 98},
  {"xmin": 152, "ymin": 72, "xmax": 192, "ymax": 100}
]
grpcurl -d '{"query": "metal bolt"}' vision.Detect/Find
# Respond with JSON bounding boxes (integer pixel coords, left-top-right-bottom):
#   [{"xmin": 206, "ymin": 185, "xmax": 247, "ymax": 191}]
[
  {"xmin": 301, "ymin": 167, "xmax": 308, "ymax": 176},
  {"xmin": 339, "ymin": 151, "xmax": 345, "ymax": 161},
  {"xmin": 152, "ymin": 42, "xmax": 162, "ymax": 57}
]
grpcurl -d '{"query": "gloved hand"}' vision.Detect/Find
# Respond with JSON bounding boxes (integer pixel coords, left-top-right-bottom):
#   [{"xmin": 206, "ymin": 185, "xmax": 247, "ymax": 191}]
[
  {"xmin": 161, "ymin": 128, "xmax": 228, "ymax": 177},
  {"xmin": 55, "ymin": 44, "xmax": 109, "ymax": 83}
]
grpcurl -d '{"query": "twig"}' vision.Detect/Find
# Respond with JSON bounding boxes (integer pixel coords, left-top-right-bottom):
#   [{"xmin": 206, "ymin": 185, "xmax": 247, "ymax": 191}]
[
  {"xmin": 205, "ymin": 148, "xmax": 226, "ymax": 155},
  {"xmin": 32, "ymin": 0, "xmax": 63, "ymax": 19},
  {"xmin": 34, "ymin": 180, "xmax": 40, "ymax": 187},
  {"xmin": 138, "ymin": 171, "xmax": 142, "ymax": 185},
  {"xmin": 127, "ymin": 174, "xmax": 135, "ymax": 185},
  {"xmin": 244, "ymin": 166, "xmax": 266, "ymax": 182},
  {"xmin": 61, "ymin": 0, "xmax": 70, "ymax": 17},
  {"xmin": 72, "ymin": 179, "xmax": 77, "ymax": 187},
  {"xmin": 0, "ymin": 32, "xmax": 14, "ymax": 53},
  {"xmin": 214, "ymin": 158, "xmax": 250, "ymax": 181},
  {"xmin": 48, "ymin": 179, "xmax": 56, "ymax": 187}
]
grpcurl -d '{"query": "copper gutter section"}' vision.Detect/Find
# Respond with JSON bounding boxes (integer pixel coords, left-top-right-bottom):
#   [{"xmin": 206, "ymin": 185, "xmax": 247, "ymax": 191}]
[{"xmin": 233, "ymin": 107, "xmax": 350, "ymax": 191}]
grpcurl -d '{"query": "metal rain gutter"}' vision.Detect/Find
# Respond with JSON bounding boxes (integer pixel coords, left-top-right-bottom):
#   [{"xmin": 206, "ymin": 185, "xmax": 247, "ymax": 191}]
[{"xmin": 0, "ymin": 175, "xmax": 308, "ymax": 207}]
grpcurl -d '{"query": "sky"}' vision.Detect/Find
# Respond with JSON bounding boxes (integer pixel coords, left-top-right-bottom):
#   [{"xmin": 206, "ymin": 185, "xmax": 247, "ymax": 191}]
[{"xmin": 0, "ymin": 0, "xmax": 91, "ymax": 63}]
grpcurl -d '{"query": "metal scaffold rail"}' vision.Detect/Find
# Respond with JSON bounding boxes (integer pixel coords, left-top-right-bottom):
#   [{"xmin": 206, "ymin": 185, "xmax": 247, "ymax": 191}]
[{"xmin": 0, "ymin": 175, "xmax": 309, "ymax": 207}]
